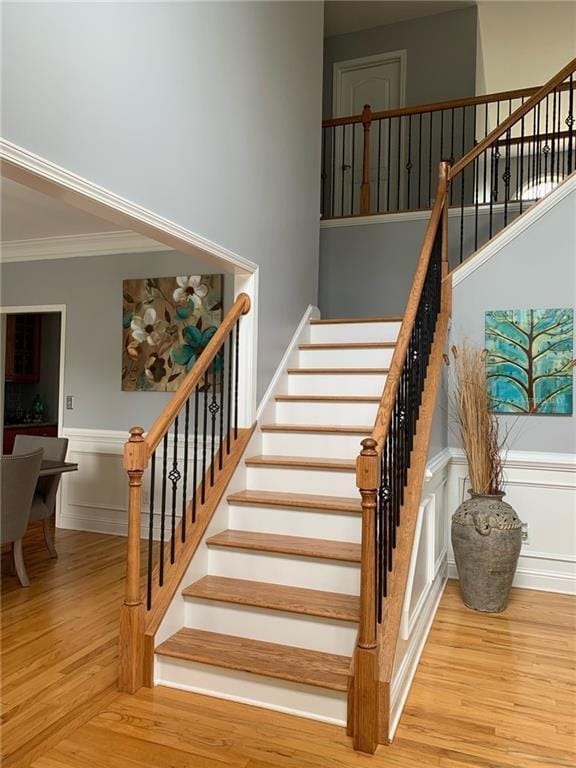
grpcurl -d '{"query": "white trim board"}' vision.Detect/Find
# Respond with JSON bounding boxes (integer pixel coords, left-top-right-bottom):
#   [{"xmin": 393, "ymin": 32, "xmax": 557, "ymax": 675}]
[
  {"xmin": 449, "ymin": 447, "xmax": 576, "ymax": 473},
  {"xmin": 320, "ymin": 201, "xmax": 526, "ymax": 229},
  {"xmin": 0, "ymin": 139, "xmax": 258, "ymax": 275},
  {"xmin": 1, "ymin": 230, "xmax": 173, "ymax": 263},
  {"xmin": 451, "ymin": 172, "xmax": 576, "ymax": 286}
]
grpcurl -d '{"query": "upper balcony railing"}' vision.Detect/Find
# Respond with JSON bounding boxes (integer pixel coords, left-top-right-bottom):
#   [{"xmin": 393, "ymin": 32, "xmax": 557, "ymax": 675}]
[{"xmin": 321, "ymin": 79, "xmax": 575, "ymax": 219}]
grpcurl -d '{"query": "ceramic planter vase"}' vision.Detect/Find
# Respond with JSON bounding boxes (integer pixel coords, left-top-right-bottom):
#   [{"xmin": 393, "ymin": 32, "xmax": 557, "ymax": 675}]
[{"xmin": 451, "ymin": 492, "xmax": 522, "ymax": 613}]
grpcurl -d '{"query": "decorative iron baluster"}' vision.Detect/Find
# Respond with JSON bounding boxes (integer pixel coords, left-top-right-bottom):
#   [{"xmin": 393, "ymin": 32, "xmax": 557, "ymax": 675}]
[
  {"xmin": 567, "ymin": 75, "xmax": 574, "ymax": 174},
  {"xmin": 159, "ymin": 432, "xmax": 168, "ymax": 586},
  {"xmin": 201, "ymin": 375, "xmax": 208, "ymax": 504},
  {"xmin": 169, "ymin": 415, "xmax": 180, "ymax": 564},
  {"xmin": 406, "ymin": 114, "xmax": 413, "ymax": 209},
  {"xmin": 376, "ymin": 119, "xmax": 382, "ymax": 212},
  {"xmin": 146, "ymin": 451, "xmax": 156, "ymax": 610},
  {"xmin": 209, "ymin": 360, "xmax": 219, "ymax": 487},
  {"xmin": 503, "ymin": 129, "xmax": 512, "ymax": 226},
  {"xmin": 192, "ymin": 385, "xmax": 199, "ymax": 523},
  {"xmin": 234, "ymin": 318, "xmax": 240, "ymax": 440},
  {"xmin": 386, "ymin": 118, "xmax": 392, "ymax": 213},
  {"xmin": 182, "ymin": 398, "xmax": 190, "ymax": 543}
]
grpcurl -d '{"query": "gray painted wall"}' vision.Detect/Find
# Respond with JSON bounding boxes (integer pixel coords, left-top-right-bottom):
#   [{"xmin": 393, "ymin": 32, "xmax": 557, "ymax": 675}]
[
  {"xmin": 318, "ymin": 207, "xmax": 527, "ymax": 319},
  {"xmin": 451, "ymin": 185, "xmax": 576, "ymax": 453},
  {"xmin": 1, "ymin": 1, "xmax": 324, "ymax": 402},
  {"xmin": 323, "ymin": 7, "xmax": 478, "ymax": 119},
  {"xmin": 1, "ymin": 251, "xmax": 234, "ymax": 431}
]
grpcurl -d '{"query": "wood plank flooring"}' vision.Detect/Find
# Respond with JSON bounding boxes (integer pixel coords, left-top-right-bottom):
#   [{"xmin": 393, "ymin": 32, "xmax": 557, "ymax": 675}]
[{"xmin": 2, "ymin": 528, "xmax": 575, "ymax": 768}]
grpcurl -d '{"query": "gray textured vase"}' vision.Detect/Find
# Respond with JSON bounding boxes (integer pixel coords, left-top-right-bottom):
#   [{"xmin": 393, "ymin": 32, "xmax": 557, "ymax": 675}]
[{"xmin": 451, "ymin": 492, "xmax": 522, "ymax": 613}]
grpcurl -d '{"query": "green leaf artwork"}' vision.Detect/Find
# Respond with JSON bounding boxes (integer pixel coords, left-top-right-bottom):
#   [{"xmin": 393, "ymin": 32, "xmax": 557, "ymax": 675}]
[{"xmin": 485, "ymin": 308, "xmax": 574, "ymax": 414}]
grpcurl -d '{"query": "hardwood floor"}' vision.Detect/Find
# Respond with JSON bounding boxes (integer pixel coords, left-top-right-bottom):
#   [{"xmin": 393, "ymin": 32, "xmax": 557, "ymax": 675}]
[{"xmin": 2, "ymin": 528, "xmax": 575, "ymax": 767}]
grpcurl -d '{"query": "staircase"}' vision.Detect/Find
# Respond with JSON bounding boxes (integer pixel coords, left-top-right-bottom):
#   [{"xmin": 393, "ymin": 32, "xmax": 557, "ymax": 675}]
[
  {"xmin": 118, "ymin": 57, "xmax": 576, "ymax": 755},
  {"xmin": 154, "ymin": 317, "xmax": 400, "ymax": 722}
]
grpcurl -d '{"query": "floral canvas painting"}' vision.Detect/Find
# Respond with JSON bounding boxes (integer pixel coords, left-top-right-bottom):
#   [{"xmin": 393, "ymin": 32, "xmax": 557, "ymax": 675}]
[
  {"xmin": 485, "ymin": 308, "xmax": 574, "ymax": 414},
  {"xmin": 122, "ymin": 275, "xmax": 223, "ymax": 391}
]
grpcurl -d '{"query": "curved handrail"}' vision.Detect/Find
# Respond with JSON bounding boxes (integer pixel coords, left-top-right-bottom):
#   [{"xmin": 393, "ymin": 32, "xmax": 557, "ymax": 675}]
[
  {"xmin": 322, "ymin": 81, "xmax": 572, "ymax": 128},
  {"xmin": 450, "ymin": 58, "xmax": 576, "ymax": 179},
  {"xmin": 369, "ymin": 162, "xmax": 449, "ymax": 453},
  {"xmin": 145, "ymin": 292, "xmax": 251, "ymax": 454}
]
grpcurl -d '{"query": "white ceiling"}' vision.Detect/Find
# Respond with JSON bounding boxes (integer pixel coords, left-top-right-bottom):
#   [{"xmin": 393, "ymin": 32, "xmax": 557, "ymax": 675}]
[
  {"xmin": 324, "ymin": 1, "xmax": 475, "ymax": 38},
  {"xmin": 1, "ymin": 178, "xmax": 125, "ymax": 242}
]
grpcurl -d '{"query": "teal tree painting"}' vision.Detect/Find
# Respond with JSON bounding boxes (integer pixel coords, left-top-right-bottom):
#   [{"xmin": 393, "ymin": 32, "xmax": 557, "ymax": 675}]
[{"xmin": 485, "ymin": 308, "xmax": 574, "ymax": 414}]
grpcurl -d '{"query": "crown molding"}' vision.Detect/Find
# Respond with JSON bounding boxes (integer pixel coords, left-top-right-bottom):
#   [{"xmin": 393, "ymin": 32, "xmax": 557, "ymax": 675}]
[
  {"xmin": 0, "ymin": 138, "xmax": 258, "ymax": 274},
  {"xmin": 1, "ymin": 230, "xmax": 174, "ymax": 263}
]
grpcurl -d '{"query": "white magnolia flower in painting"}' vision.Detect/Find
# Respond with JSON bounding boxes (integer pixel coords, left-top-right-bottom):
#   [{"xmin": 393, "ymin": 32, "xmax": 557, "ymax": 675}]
[
  {"xmin": 173, "ymin": 276, "xmax": 209, "ymax": 307},
  {"xmin": 131, "ymin": 308, "xmax": 167, "ymax": 346}
]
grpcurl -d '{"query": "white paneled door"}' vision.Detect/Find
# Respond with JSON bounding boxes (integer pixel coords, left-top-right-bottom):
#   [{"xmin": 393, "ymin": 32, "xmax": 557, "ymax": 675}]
[{"xmin": 332, "ymin": 51, "xmax": 406, "ymax": 214}]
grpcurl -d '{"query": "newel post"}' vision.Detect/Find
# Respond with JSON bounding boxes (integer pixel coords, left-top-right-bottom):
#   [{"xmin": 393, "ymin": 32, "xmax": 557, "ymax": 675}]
[
  {"xmin": 360, "ymin": 104, "xmax": 373, "ymax": 215},
  {"xmin": 118, "ymin": 426, "xmax": 148, "ymax": 693},
  {"xmin": 352, "ymin": 437, "xmax": 381, "ymax": 753}
]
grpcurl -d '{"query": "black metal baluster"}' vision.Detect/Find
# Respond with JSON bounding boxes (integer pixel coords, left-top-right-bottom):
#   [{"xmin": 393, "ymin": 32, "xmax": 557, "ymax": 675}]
[
  {"xmin": 341, "ymin": 124, "xmax": 346, "ymax": 216},
  {"xmin": 428, "ymin": 111, "xmax": 433, "ymax": 206},
  {"xmin": 461, "ymin": 105, "xmax": 467, "ymax": 203},
  {"xmin": 519, "ymin": 116, "xmax": 525, "ymax": 212},
  {"xmin": 417, "ymin": 112, "xmax": 423, "ymax": 208},
  {"xmin": 234, "ymin": 318, "xmax": 240, "ymax": 440},
  {"xmin": 321, "ymin": 126, "xmax": 326, "ymax": 217},
  {"xmin": 351, "ymin": 123, "xmax": 356, "ymax": 215},
  {"xmin": 209, "ymin": 361, "xmax": 218, "ymax": 487},
  {"xmin": 192, "ymin": 385, "xmax": 199, "ymax": 523},
  {"xmin": 376, "ymin": 118, "xmax": 382, "ymax": 212},
  {"xmin": 544, "ymin": 91, "xmax": 550, "ymax": 185},
  {"xmin": 226, "ymin": 333, "xmax": 233, "ymax": 454},
  {"xmin": 386, "ymin": 118, "xmax": 392, "ymax": 213},
  {"xmin": 182, "ymin": 399, "xmax": 189, "ymax": 542},
  {"xmin": 218, "ymin": 350, "xmax": 224, "ymax": 471},
  {"xmin": 201, "ymin": 376, "xmax": 208, "ymax": 504},
  {"xmin": 331, "ymin": 125, "xmax": 336, "ymax": 218},
  {"xmin": 460, "ymin": 164, "xmax": 465, "ymax": 263},
  {"xmin": 406, "ymin": 115, "xmax": 413, "ymax": 209},
  {"xmin": 567, "ymin": 75, "xmax": 574, "ymax": 174},
  {"xmin": 483, "ymin": 103, "xmax": 489, "ymax": 203},
  {"xmin": 169, "ymin": 416, "xmax": 179, "ymax": 564},
  {"xmin": 146, "ymin": 451, "xmax": 156, "ymax": 610},
  {"xmin": 474, "ymin": 155, "xmax": 479, "ymax": 252},
  {"xmin": 449, "ymin": 108, "xmax": 455, "ymax": 204},
  {"xmin": 159, "ymin": 433, "xmax": 168, "ymax": 586},
  {"xmin": 555, "ymin": 87, "xmax": 562, "ymax": 183},
  {"xmin": 396, "ymin": 116, "xmax": 402, "ymax": 211},
  {"xmin": 503, "ymin": 129, "xmax": 511, "ymax": 226}
]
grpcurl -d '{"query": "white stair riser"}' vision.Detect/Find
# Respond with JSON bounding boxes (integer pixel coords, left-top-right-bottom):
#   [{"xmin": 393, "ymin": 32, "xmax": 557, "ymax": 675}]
[
  {"xmin": 288, "ymin": 372, "xmax": 387, "ymax": 396},
  {"xmin": 245, "ymin": 465, "xmax": 358, "ymax": 497},
  {"xmin": 208, "ymin": 548, "xmax": 360, "ymax": 595},
  {"xmin": 183, "ymin": 601, "xmax": 357, "ymax": 655},
  {"xmin": 275, "ymin": 400, "xmax": 378, "ymax": 426},
  {"xmin": 261, "ymin": 430, "xmax": 366, "ymax": 459},
  {"xmin": 229, "ymin": 503, "xmax": 361, "ymax": 542},
  {"xmin": 156, "ymin": 657, "xmax": 347, "ymax": 725},
  {"xmin": 310, "ymin": 321, "xmax": 401, "ymax": 344},
  {"xmin": 298, "ymin": 347, "xmax": 394, "ymax": 368}
]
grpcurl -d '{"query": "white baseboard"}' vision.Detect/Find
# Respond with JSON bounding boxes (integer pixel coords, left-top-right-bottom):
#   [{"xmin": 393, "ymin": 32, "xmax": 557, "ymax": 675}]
[
  {"xmin": 448, "ymin": 561, "xmax": 576, "ymax": 595},
  {"xmin": 256, "ymin": 304, "xmax": 320, "ymax": 423}
]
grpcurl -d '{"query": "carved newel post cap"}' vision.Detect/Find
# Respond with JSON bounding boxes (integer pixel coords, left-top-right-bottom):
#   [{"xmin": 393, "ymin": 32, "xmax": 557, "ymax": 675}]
[
  {"xmin": 128, "ymin": 426, "xmax": 145, "ymax": 442},
  {"xmin": 360, "ymin": 437, "xmax": 378, "ymax": 455}
]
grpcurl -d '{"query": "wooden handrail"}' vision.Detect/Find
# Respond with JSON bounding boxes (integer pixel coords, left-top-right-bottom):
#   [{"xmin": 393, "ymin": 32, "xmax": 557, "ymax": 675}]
[
  {"xmin": 322, "ymin": 81, "xmax": 573, "ymax": 128},
  {"xmin": 370, "ymin": 161, "xmax": 449, "ymax": 453},
  {"xmin": 450, "ymin": 58, "xmax": 576, "ymax": 179},
  {"xmin": 145, "ymin": 292, "xmax": 251, "ymax": 454}
]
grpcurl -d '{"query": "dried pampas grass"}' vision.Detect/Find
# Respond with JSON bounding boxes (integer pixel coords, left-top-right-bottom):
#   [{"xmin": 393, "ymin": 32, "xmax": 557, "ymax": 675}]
[{"xmin": 446, "ymin": 342, "xmax": 504, "ymax": 495}]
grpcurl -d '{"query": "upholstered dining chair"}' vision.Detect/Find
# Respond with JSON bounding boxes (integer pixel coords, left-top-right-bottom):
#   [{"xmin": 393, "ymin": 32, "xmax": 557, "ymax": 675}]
[
  {"xmin": 1, "ymin": 449, "xmax": 44, "ymax": 587},
  {"xmin": 13, "ymin": 435, "xmax": 69, "ymax": 559}
]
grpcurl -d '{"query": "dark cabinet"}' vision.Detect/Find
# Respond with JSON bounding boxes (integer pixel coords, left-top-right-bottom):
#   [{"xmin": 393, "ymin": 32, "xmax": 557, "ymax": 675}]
[
  {"xmin": 4, "ymin": 314, "xmax": 41, "ymax": 384},
  {"xmin": 3, "ymin": 424, "xmax": 58, "ymax": 454}
]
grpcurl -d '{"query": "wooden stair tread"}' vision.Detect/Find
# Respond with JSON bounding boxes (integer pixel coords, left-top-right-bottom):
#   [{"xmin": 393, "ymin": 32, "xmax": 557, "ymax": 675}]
[
  {"xmin": 310, "ymin": 316, "xmax": 403, "ymax": 325},
  {"xmin": 155, "ymin": 628, "xmax": 351, "ymax": 691},
  {"xmin": 227, "ymin": 489, "xmax": 360, "ymax": 513},
  {"xmin": 182, "ymin": 576, "xmax": 360, "ymax": 622},
  {"xmin": 288, "ymin": 367, "xmax": 389, "ymax": 374},
  {"xmin": 298, "ymin": 342, "xmax": 395, "ymax": 350},
  {"xmin": 261, "ymin": 423, "xmax": 370, "ymax": 435},
  {"xmin": 275, "ymin": 395, "xmax": 380, "ymax": 402},
  {"xmin": 245, "ymin": 455, "xmax": 355, "ymax": 471},
  {"xmin": 206, "ymin": 530, "xmax": 361, "ymax": 562}
]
